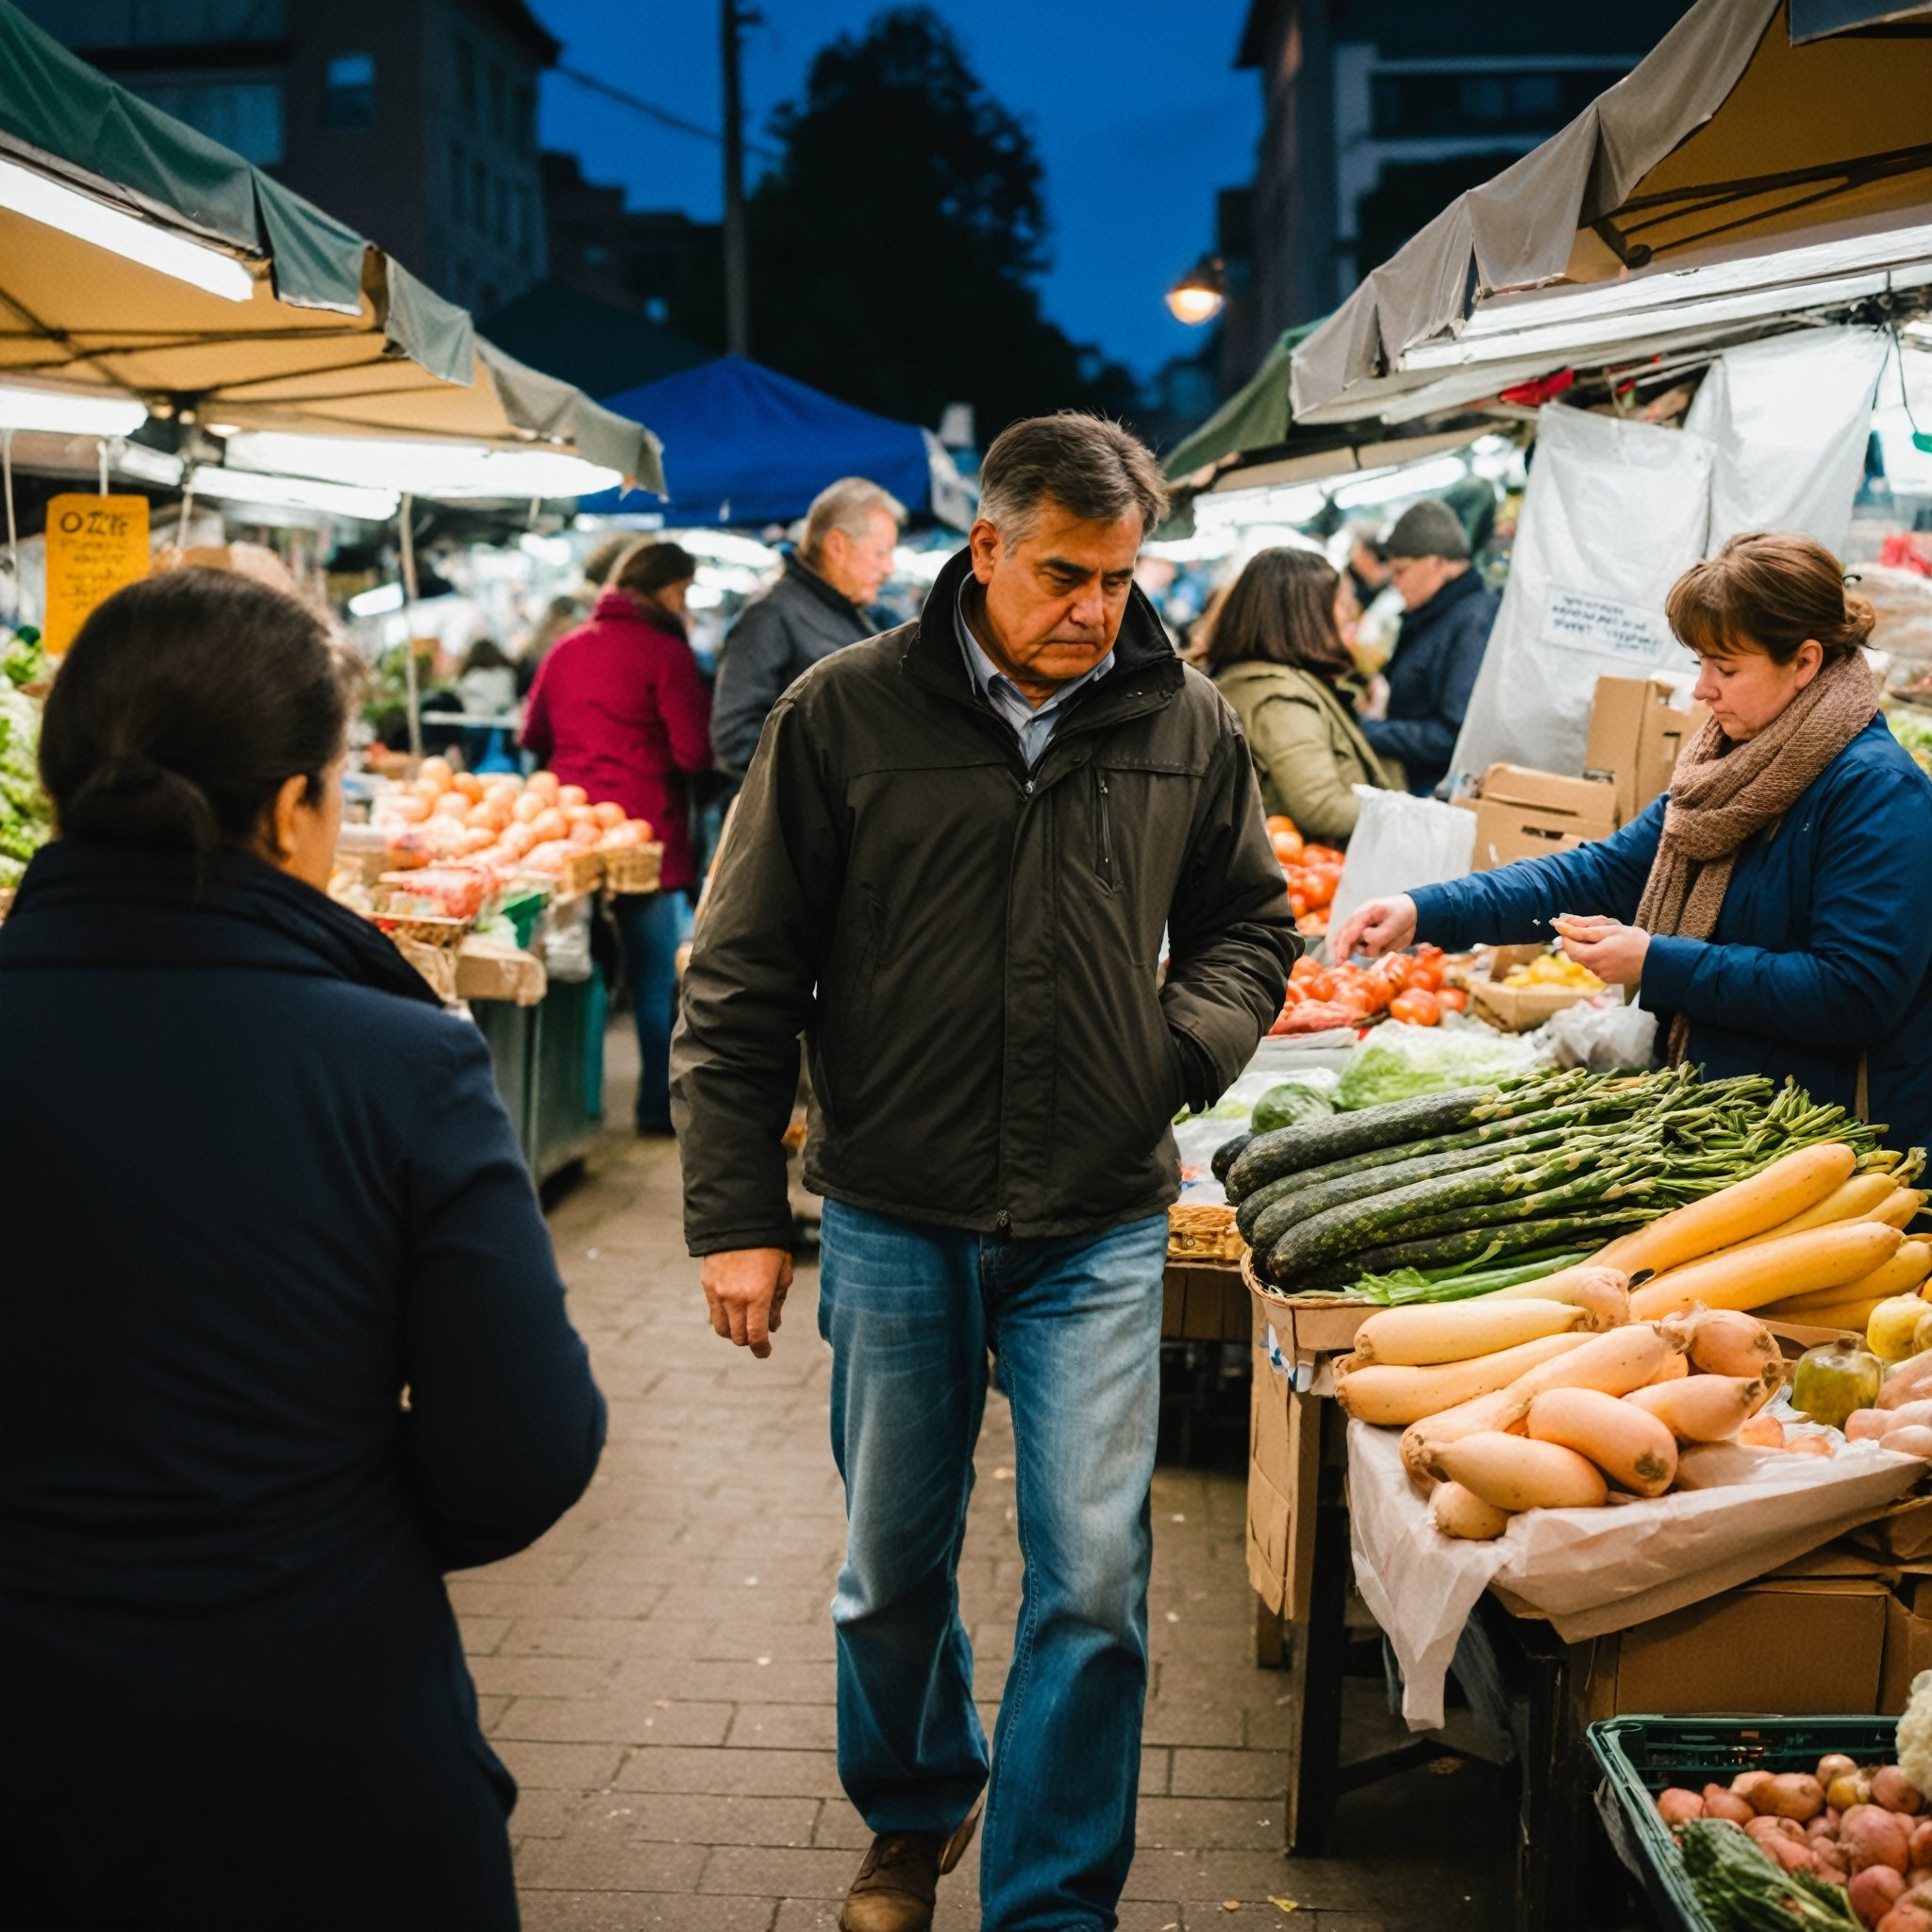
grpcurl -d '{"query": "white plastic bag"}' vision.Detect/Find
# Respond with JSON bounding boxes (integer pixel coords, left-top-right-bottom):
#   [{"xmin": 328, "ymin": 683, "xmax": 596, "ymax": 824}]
[
  {"xmin": 1329, "ymin": 785, "xmax": 1476, "ymax": 944},
  {"xmin": 1448, "ymin": 405, "xmax": 1714, "ymax": 785},
  {"xmin": 1686, "ymin": 325, "xmax": 1888, "ymax": 554},
  {"xmin": 1540, "ymin": 998, "xmax": 1658, "ymax": 1074}
]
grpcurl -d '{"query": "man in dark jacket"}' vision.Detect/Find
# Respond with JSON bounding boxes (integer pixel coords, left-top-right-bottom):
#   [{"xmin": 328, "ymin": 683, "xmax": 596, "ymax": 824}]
[
  {"xmin": 709, "ymin": 475, "xmax": 906, "ymax": 777},
  {"xmin": 672, "ymin": 417, "xmax": 1295, "ymax": 1932},
  {"xmin": 1361, "ymin": 496, "xmax": 1500, "ymax": 795}
]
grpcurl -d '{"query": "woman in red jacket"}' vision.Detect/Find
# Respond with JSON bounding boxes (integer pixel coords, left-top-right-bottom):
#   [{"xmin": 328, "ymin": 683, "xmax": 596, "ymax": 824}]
[{"xmin": 523, "ymin": 539, "xmax": 710, "ymax": 1132}]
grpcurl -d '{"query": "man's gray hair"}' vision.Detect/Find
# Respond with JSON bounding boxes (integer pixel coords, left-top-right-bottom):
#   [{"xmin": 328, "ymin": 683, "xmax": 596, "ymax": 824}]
[
  {"xmin": 976, "ymin": 414, "xmax": 1171, "ymax": 547},
  {"xmin": 801, "ymin": 477, "xmax": 907, "ymax": 564}
]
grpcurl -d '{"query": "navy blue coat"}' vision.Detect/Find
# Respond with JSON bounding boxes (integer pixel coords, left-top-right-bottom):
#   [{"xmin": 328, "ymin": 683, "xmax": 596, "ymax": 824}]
[
  {"xmin": 0, "ymin": 841, "xmax": 607, "ymax": 1931},
  {"xmin": 1362, "ymin": 568, "xmax": 1499, "ymax": 796},
  {"xmin": 1411, "ymin": 717, "xmax": 1932, "ymax": 1156}
]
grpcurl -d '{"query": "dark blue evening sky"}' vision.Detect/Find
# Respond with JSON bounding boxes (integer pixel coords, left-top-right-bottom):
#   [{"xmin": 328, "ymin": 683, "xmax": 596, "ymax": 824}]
[{"xmin": 528, "ymin": 1, "xmax": 1260, "ymax": 382}]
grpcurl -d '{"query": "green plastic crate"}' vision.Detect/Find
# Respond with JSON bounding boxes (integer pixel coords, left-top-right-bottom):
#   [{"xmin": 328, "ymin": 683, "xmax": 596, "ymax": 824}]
[{"xmin": 1587, "ymin": 1714, "xmax": 1897, "ymax": 1932}]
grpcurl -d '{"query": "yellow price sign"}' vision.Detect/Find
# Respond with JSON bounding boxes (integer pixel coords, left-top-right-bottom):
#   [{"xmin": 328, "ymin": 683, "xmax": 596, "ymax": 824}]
[{"xmin": 44, "ymin": 493, "xmax": 150, "ymax": 653}]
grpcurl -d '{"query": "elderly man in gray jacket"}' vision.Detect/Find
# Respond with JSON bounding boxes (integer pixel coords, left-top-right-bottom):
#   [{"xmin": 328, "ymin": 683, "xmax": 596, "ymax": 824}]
[
  {"xmin": 709, "ymin": 476, "xmax": 906, "ymax": 778},
  {"xmin": 673, "ymin": 416, "xmax": 1295, "ymax": 1932}
]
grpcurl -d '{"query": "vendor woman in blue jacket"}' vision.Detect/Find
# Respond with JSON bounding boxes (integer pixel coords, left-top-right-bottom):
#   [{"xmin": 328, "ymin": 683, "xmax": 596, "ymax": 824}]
[{"xmin": 1333, "ymin": 531, "xmax": 1932, "ymax": 1158}]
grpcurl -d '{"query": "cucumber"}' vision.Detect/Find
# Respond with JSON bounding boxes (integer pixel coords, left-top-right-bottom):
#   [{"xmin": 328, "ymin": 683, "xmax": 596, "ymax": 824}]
[
  {"xmin": 1265, "ymin": 1152, "xmax": 1606, "ymax": 1277},
  {"xmin": 1250, "ymin": 1126, "xmax": 1576, "ymax": 1248},
  {"xmin": 1225, "ymin": 1088, "xmax": 1505, "ymax": 1199},
  {"xmin": 1261, "ymin": 1206, "xmax": 1652, "ymax": 1290},
  {"xmin": 1211, "ymin": 1133, "xmax": 1253, "ymax": 1186},
  {"xmin": 1235, "ymin": 1171, "xmax": 1307, "ymax": 1241}
]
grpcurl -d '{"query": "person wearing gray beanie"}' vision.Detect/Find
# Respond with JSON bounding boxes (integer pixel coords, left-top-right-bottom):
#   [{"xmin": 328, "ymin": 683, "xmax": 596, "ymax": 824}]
[{"xmin": 1360, "ymin": 494, "xmax": 1498, "ymax": 795}]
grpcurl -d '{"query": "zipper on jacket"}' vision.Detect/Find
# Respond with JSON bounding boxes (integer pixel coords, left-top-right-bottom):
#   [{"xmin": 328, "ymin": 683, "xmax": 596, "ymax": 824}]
[{"xmin": 1094, "ymin": 771, "xmax": 1115, "ymax": 887}]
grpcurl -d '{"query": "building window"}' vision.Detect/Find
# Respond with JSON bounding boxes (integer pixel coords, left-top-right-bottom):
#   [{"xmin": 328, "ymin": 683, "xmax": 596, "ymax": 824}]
[
  {"xmin": 323, "ymin": 52, "xmax": 375, "ymax": 129},
  {"xmin": 456, "ymin": 39, "xmax": 477, "ymax": 129},
  {"xmin": 1369, "ymin": 67, "xmax": 1626, "ymax": 140},
  {"xmin": 137, "ymin": 78, "xmax": 285, "ymax": 165}
]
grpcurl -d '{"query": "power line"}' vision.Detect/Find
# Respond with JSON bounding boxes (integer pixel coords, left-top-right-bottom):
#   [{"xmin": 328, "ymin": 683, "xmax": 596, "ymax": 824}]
[{"xmin": 554, "ymin": 65, "xmax": 779, "ymax": 160}]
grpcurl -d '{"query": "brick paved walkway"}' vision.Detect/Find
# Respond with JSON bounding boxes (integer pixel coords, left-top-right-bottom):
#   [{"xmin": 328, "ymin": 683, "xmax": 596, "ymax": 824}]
[{"xmin": 454, "ymin": 1071, "xmax": 1512, "ymax": 1932}]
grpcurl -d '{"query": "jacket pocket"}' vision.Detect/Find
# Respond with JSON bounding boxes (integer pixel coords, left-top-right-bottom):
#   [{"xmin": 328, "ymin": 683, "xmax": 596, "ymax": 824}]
[{"xmin": 1092, "ymin": 769, "xmax": 1119, "ymax": 892}]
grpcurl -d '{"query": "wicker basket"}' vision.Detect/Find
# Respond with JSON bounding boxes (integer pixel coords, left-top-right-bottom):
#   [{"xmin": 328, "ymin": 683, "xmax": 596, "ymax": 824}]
[
  {"xmin": 373, "ymin": 912, "xmax": 472, "ymax": 950},
  {"xmin": 561, "ymin": 849, "xmax": 605, "ymax": 895},
  {"xmin": 1168, "ymin": 1202, "xmax": 1246, "ymax": 1264},
  {"xmin": 603, "ymin": 842, "xmax": 664, "ymax": 896}
]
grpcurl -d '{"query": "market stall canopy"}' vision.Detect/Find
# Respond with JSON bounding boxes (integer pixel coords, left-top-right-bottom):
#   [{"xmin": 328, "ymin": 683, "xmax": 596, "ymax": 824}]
[
  {"xmin": 0, "ymin": 3, "xmax": 662, "ymax": 493},
  {"xmin": 1291, "ymin": 0, "xmax": 1932, "ymax": 424},
  {"xmin": 584, "ymin": 356, "xmax": 974, "ymax": 529}
]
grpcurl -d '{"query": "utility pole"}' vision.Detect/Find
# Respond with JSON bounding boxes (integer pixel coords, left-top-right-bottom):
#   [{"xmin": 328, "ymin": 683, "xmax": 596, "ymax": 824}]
[{"xmin": 722, "ymin": 0, "xmax": 754, "ymax": 359}]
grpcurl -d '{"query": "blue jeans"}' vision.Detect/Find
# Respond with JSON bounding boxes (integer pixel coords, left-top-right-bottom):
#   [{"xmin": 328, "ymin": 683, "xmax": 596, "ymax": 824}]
[
  {"xmin": 610, "ymin": 891, "xmax": 682, "ymax": 1131},
  {"xmin": 817, "ymin": 1200, "xmax": 1169, "ymax": 1932}
]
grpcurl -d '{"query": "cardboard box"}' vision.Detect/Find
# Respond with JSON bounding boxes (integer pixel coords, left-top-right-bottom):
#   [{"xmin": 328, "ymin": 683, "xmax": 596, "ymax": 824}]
[
  {"xmin": 1881, "ymin": 1594, "xmax": 1932, "ymax": 1712},
  {"xmin": 1584, "ymin": 676, "xmax": 1710, "ymax": 825},
  {"xmin": 1159, "ymin": 1262, "xmax": 1251, "ymax": 1341},
  {"xmin": 455, "ymin": 938, "xmax": 547, "ymax": 1007},
  {"xmin": 1246, "ymin": 1297, "xmax": 1324, "ymax": 1622},
  {"xmin": 1574, "ymin": 1574, "xmax": 1892, "ymax": 1724},
  {"xmin": 1468, "ymin": 763, "xmax": 1618, "ymax": 871},
  {"xmin": 1466, "ymin": 942, "xmax": 1610, "ymax": 1033}
]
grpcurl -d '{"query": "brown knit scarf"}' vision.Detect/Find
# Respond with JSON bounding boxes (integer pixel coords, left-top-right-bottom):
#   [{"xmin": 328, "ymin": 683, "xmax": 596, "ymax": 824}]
[{"xmin": 1635, "ymin": 649, "xmax": 1879, "ymax": 1060}]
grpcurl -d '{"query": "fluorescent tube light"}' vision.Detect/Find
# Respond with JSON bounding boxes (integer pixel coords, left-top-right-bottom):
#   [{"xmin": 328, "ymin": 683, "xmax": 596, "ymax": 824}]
[
  {"xmin": 189, "ymin": 464, "xmax": 399, "ymax": 522},
  {"xmin": 0, "ymin": 384, "xmax": 149, "ymax": 437},
  {"xmin": 1330, "ymin": 454, "xmax": 1470, "ymax": 508},
  {"xmin": 0, "ymin": 156, "xmax": 255, "ymax": 304},
  {"xmin": 347, "ymin": 582, "xmax": 406, "ymax": 616},
  {"xmin": 223, "ymin": 431, "xmax": 620, "ymax": 500}
]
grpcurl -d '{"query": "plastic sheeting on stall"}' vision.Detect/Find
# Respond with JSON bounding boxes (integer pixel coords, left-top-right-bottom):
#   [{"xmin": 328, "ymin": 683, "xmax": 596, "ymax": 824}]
[
  {"xmin": 1447, "ymin": 406, "xmax": 1713, "ymax": 784},
  {"xmin": 1685, "ymin": 324, "xmax": 1890, "ymax": 553}
]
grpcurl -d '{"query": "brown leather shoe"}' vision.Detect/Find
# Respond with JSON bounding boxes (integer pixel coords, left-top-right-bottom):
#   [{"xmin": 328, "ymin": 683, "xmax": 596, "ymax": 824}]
[{"xmin": 840, "ymin": 1803, "xmax": 982, "ymax": 1932}]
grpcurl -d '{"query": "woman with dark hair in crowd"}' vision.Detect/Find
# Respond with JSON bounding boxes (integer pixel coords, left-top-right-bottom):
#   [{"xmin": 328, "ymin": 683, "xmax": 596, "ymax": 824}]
[
  {"xmin": 1205, "ymin": 544, "xmax": 1402, "ymax": 842},
  {"xmin": 1338, "ymin": 532, "xmax": 1932, "ymax": 1156},
  {"xmin": 523, "ymin": 538, "xmax": 710, "ymax": 1134},
  {"xmin": 0, "ymin": 569, "xmax": 606, "ymax": 1930}
]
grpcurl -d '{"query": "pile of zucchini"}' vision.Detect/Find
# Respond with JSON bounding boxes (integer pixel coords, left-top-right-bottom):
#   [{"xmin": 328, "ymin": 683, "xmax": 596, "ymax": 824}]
[{"xmin": 1222, "ymin": 1068, "xmax": 1889, "ymax": 1298}]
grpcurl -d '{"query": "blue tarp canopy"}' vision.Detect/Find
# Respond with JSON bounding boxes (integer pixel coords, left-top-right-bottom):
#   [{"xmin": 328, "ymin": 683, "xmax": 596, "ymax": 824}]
[{"xmin": 587, "ymin": 355, "xmax": 942, "ymax": 526}]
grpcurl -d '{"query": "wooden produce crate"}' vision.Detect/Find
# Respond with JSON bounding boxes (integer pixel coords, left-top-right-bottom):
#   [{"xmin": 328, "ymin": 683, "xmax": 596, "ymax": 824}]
[{"xmin": 603, "ymin": 842, "xmax": 664, "ymax": 896}]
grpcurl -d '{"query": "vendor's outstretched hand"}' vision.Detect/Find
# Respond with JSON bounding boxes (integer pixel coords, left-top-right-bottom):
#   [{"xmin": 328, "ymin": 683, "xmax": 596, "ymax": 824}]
[
  {"xmin": 703, "ymin": 1247, "xmax": 793, "ymax": 1359},
  {"xmin": 1332, "ymin": 893, "xmax": 1418, "ymax": 963}
]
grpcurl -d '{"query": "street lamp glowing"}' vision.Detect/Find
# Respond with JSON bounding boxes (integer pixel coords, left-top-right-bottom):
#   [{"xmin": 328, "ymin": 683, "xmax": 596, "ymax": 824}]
[
  {"xmin": 0, "ymin": 156, "xmax": 257, "ymax": 303},
  {"xmin": 1165, "ymin": 257, "xmax": 1226, "ymax": 325}
]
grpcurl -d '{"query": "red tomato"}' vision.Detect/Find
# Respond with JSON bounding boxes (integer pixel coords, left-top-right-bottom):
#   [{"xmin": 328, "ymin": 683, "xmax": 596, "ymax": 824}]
[
  {"xmin": 1278, "ymin": 981, "xmax": 1305, "ymax": 1008},
  {"xmin": 1289, "ymin": 890, "xmax": 1308, "ymax": 919},
  {"xmin": 1408, "ymin": 960, "xmax": 1444, "ymax": 991},
  {"xmin": 1390, "ymin": 989, "xmax": 1442, "ymax": 1026},
  {"xmin": 1302, "ymin": 843, "xmax": 1346, "ymax": 868},
  {"xmin": 1373, "ymin": 955, "xmax": 1414, "ymax": 993},
  {"xmin": 1301, "ymin": 968, "xmax": 1337, "ymax": 1002},
  {"xmin": 1437, "ymin": 987, "xmax": 1468, "ymax": 1012},
  {"xmin": 1290, "ymin": 956, "xmax": 1324, "ymax": 985},
  {"xmin": 1270, "ymin": 824, "xmax": 1305, "ymax": 864}
]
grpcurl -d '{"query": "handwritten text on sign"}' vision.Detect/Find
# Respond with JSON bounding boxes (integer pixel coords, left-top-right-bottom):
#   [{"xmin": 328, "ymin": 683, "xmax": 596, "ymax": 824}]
[
  {"xmin": 44, "ymin": 494, "xmax": 150, "ymax": 654},
  {"xmin": 1541, "ymin": 586, "xmax": 1679, "ymax": 666}
]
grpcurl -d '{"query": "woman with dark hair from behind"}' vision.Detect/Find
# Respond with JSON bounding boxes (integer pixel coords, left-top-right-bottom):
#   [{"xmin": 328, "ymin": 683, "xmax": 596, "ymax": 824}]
[
  {"xmin": 0, "ymin": 569, "xmax": 607, "ymax": 1930},
  {"xmin": 524, "ymin": 538, "xmax": 710, "ymax": 1134},
  {"xmin": 1206, "ymin": 545, "xmax": 1403, "ymax": 842}
]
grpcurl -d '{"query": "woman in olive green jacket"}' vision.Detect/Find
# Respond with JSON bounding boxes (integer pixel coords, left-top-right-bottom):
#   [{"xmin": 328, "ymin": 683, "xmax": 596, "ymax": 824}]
[{"xmin": 1206, "ymin": 546, "xmax": 1403, "ymax": 842}]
